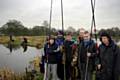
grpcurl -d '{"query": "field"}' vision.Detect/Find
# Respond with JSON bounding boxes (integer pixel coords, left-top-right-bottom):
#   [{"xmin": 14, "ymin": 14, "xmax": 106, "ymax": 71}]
[{"xmin": 0, "ymin": 36, "xmax": 46, "ymax": 49}]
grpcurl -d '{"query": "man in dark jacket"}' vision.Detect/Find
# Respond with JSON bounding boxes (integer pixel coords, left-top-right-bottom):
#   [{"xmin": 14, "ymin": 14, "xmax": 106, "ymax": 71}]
[
  {"xmin": 77, "ymin": 28, "xmax": 85, "ymax": 79},
  {"xmin": 44, "ymin": 35, "xmax": 59, "ymax": 80},
  {"xmin": 64, "ymin": 32, "xmax": 75, "ymax": 80},
  {"xmin": 78, "ymin": 31, "xmax": 97, "ymax": 80},
  {"xmin": 96, "ymin": 31, "xmax": 120, "ymax": 80}
]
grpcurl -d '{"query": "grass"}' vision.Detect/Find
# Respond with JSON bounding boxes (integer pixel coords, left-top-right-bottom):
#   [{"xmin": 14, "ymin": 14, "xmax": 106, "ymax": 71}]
[
  {"xmin": 0, "ymin": 67, "xmax": 97, "ymax": 80},
  {"xmin": 0, "ymin": 68, "xmax": 44, "ymax": 80},
  {"xmin": 0, "ymin": 36, "xmax": 46, "ymax": 49}
]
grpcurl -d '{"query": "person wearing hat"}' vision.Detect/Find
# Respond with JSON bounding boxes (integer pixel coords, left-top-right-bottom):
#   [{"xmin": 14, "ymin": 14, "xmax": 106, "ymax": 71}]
[
  {"xmin": 44, "ymin": 35, "xmax": 60, "ymax": 80},
  {"xmin": 56, "ymin": 30, "xmax": 65, "ymax": 80},
  {"xmin": 96, "ymin": 31, "xmax": 120, "ymax": 80}
]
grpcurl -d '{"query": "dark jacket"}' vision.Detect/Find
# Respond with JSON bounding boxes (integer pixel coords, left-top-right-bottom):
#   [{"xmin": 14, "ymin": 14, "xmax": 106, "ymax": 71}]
[
  {"xmin": 64, "ymin": 40, "xmax": 74, "ymax": 63},
  {"xmin": 97, "ymin": 41, "xmax": 120, "ymax": 80},
  {"xmin": 78, "ymin": 40, "xmax": 97, "ymax": 71},
  {"xmin": 44, "ymin": 43, "xmax": 59, "ymax": 64}
]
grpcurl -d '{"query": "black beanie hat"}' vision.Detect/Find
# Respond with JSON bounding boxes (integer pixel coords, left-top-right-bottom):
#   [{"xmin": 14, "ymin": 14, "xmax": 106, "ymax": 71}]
[
  {"xmin": 57, "ymin": 30, "xmax": 64, "ymax": 35},
  {"xmin": 100, "ymin": 31, "xmax": 112, "ymax": 42}
]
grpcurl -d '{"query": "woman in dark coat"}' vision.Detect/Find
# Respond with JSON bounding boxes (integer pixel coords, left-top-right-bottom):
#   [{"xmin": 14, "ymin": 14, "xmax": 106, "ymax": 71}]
[{"xmin": 96, "ymin": 32, "xmax": 120, "ymax": 80}]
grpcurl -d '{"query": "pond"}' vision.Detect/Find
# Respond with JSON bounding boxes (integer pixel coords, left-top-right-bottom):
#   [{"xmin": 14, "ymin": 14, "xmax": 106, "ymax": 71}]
[
  {"xmin": 0, "ymin": 44, "xmax": 43, "ymax": 73},
  {"xmin": 117, "ymin": 41, "xmax": 120, "ymax": 45}
]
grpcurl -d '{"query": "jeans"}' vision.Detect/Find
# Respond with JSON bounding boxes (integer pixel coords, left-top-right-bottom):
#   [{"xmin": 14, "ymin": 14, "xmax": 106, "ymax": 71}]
[{"xmin": 47, "ymin": 64, "xmax": 59, "ymax": 80}]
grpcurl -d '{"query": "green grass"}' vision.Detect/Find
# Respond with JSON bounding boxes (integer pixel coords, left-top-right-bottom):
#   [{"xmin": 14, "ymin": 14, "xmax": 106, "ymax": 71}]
[
  {"xmin": 0, "ymin": 36, "xmax": 46, "ymax": 48},
  {"xmin": 0, "ymin": 67, "xmax": 44, "ymax": 80}
]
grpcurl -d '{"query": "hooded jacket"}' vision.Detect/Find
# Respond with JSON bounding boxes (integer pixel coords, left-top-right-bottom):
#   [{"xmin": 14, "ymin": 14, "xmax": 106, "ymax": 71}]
[
  {"xmin": 44, "ymin": 42, "xmax": 59, "ymax": 64},
  {"xmin": 97, "ymin": 32, "xmax": 120, "ymax": 80}
]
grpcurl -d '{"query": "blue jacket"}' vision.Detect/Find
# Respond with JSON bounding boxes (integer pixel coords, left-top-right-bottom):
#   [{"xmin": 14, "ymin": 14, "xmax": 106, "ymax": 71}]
[
  {"xmin": 55, "ymin": 37, "xmax": 64, "ymax": 62},
  {"xmin": 44, "ymin": 42, "xmax": 59, "ymax": 64}
]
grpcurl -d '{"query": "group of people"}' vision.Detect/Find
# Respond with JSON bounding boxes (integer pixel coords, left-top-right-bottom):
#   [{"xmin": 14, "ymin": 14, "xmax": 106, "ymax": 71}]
[{"xmin": 41, "ymin": 28, "xmax": 120, "ymax": 80}]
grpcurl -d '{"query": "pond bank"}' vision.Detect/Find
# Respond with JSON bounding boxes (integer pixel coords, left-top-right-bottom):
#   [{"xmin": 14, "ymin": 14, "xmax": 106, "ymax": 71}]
[{"xmin": 0, "ymin": 36, "xmax": 46, "ymax": 49}]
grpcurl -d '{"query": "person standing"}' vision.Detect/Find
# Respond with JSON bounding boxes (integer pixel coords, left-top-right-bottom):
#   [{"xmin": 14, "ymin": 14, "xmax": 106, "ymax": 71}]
[
  {"xmin": 78, "ymin": 31, "xmax": 97, "ymax": 80},
  {"xmin": 56, "ymin": 30, "xmax": 65, "ymax": 80},
  {"xmin": 96, "ymin": 32, "xmax": 120, "ymax": 80},
  {"xmin": 63, "ymin": 32, "xmax": 75, "ymax": 80},
  {"xmin": 77, "ymin": 28, "xmax": 85, "ymax": 79},
  {"xmin": 44, "ymin": 35, "xmax": 59, "ymax": 80}
]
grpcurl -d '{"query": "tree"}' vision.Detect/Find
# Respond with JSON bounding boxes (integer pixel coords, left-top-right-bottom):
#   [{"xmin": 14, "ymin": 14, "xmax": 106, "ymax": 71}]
[
  {"xmin": 42, "ymin": 20, "xmax": 49, "ymax": 28},
  {"xmin": 0, "ymin": 20, "xmax": 29, "ymax": 36},
  {"xmin": 66, "ymin": 26, "xmax": 76, "ymax": 33},
  {"xmin": 66, "ymin": 26, "xmax": 77, "ymax": 36},
  {"xmin": 98, "ymin": 27, "xmax": 120, "ymax": 41},
  {"xmin": 42, "ymin": 20, "xmax": 49, "ymax": 36}
]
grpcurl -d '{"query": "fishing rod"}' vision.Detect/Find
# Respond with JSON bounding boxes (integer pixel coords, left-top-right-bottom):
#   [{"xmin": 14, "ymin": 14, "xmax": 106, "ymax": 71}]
[
  {"xmin": 61, "ymin": 0, "xmax": 64, "ymax": 36},
  {"xmin": 44, "ymin": 0, "xmax": 53, "ymax": 80},
  {"xmin": 61, "ymin": 0, "xmax": 66, "ymax": 80},
  {"xmin": 90, "ymin": 0, "xmax": 97, "ymax": 42},
  {"xmin": 48, "ymin": 0, "xmax": 53, "ymax": 36},
  {"xmin": 60, "ymin": 0, "xmax": 66, "ymax": 80},
  {"xmin": 84, "ymin": 0, "xmax": 97, "ymax": 80}
]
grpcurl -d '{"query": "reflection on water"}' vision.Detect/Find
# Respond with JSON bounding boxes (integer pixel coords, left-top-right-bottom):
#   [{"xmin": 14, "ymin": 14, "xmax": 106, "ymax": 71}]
[
  {"xmin": 21, "ymin": 45, "xmax": 28, "ymax": 52},
  {"xmin": 5, "ymin": 42, "xmax": 28, "ymax": 53},
  {"xmin": 6, "ymin": 43, "xmax": 21, "ymax": 53},
  {"xmin": 117, "ymin": 41, "xmax": 120, "ymax": 45},
  {"xmin": 21, "ymin": 37, "xmax": 28, "ymax": 52},
  {"xmin": 5, "ymin": 37, "xmax": 29, "ymax": 53},
  {"xmin": 0, "ymin": 45, "xmax": 42, "ymax": 73}
]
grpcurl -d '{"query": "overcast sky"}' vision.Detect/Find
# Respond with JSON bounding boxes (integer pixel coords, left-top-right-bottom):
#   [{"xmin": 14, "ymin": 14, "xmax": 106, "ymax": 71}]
[{"xmin": 0, "ymin": 0, "xmax": 120, "ymax": 30}]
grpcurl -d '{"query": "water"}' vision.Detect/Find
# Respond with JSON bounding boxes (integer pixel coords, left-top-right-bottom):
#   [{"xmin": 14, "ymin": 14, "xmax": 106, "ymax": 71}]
[
  {"xmin": 0, "ymin": 44, "xmax": 43, "ymax": 73},
  {"xmin": 117, "ymin": 41, "xmax": 120, "ymax": 45}
]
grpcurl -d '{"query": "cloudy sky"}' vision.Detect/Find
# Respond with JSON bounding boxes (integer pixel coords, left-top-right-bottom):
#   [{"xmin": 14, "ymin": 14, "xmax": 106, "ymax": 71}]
[{"xmin": 0, "ymin": 0, "xmax": 120, "ymax": 30}]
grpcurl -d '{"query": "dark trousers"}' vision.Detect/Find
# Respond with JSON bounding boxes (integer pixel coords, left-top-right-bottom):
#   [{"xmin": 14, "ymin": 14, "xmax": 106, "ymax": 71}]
[
  {"xmin": 65, "ymin": 62, "xmax": 72, "ymax": 80},
  {"xmin": 57, "ymin": 62, "xmax": 64, "ymax": 80},
  {"xmin": 96, "ymin": 71, "xmax": 114, "ymax": 80},
  {"xmin": 80, "ymin": 63, "xmax": 93, "ymax": 80}
]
